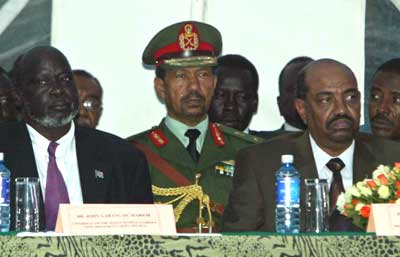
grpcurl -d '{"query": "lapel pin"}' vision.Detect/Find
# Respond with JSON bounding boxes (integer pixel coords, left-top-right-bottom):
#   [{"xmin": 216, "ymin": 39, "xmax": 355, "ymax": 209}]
[{"xmin": 94, "ymin": 169, "xmax": 104, "ymax": 179}]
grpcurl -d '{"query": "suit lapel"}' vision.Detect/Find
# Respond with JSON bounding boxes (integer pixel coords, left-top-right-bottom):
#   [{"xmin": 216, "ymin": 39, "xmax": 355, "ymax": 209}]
[
  {"xmin": 6, "ymin": 123, "xmax": 45, "ymax": 230},
  {"xmin": 11, "ymin": 123, "xmax": 39, "ymax": 178},
  {"xmin": 353, "ymin": 135, "xmax": 377, "ymax": 182},
  {"xmin": 75, "ymin": 128, "xmax": 110, "ymax": 203},
  {"xmin": 293, "ymin": 132, "xmax": 318, "ymax": 179}
]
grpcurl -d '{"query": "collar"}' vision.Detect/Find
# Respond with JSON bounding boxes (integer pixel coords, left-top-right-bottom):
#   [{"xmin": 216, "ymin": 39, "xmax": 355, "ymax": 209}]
[
  {"xmin": 284, "ymin": 122, "xmax": 303, "ymax": 132},
  {"xmin": 309, "ymin": 134, "xmax": 354, "ymax": 174},
  {"xmin": 26, "ymin": 122, "xmax": 75, "ymax": 158},
  {"xmin": 165, "ymin": 115, "xmax": 208, "ymax": 151}
]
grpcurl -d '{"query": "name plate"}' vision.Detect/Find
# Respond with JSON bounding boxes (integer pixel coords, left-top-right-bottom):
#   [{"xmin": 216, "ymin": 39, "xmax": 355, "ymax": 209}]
[
  {"xmin": 367, "ymin": 203, "xmax": 400, "ymax": 235},
  {"xmin": 55, "ymin": 204, "xmax": 176, "ymax": 235}
]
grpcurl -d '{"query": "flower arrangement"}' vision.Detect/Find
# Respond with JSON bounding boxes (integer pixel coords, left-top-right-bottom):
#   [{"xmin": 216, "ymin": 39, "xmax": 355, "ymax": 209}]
[{"xmin": 337, "ymin": 163, "xmax": 400, "ymax": 229}]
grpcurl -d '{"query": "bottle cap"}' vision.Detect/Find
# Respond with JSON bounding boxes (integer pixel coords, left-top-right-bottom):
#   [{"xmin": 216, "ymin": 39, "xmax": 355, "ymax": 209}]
[{"xmin": 281, "ymin": 154, "xmax": 293, "ymax": 163}]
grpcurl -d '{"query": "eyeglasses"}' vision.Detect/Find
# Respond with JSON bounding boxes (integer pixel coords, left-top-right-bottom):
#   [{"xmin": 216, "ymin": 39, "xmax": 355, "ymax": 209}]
[{"xmin": 81, "ymin": 98, "xmax": 102, "ymax": 112}]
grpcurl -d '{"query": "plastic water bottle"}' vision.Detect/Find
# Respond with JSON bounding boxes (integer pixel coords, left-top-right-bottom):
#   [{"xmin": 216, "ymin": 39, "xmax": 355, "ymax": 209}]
[
  {"xmin": 0, "ymin": 153, "xmax": 10, "ymax": 232},
  {"xmin": 275, "ymin": 154, "xmax": 300, "ymax": 233}
]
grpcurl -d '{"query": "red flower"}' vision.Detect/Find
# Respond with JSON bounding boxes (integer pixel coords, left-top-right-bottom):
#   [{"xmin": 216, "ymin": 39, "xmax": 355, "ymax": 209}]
[
  {"xmin": 352, "ymin": 199, "xmax": 359, "ymax": 205},
  {"xmin": 397, "ymin": 190, "xmax": 400, "ymax": 198},
  {"xmin": 395, "ymin": 181, "xmax": 400, "ymax": 190},
  {"xmin": 360, "ymin": 205, "xmax": 371, "ymax": 218},
  {"xmin": 395, "ymin": 162, "xmax": 400, "ymax": 169},
  {"xmin": 378, "ymin": 174, "xmax": 389, "ymax": 185},
  {"xmin": 366, "ymin": 180, "xmax": 377, "ymax": 190}
]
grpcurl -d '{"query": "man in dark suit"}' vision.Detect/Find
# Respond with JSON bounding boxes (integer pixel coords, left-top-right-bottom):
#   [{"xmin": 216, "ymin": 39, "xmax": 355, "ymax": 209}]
[
  {"xmin": 369, "ymin": 58, "xmax": 400, "ymax": 141},
  {"xmin": 2, "ymin": 46, "xmax": 153, "ymax": 231},
  {"xmin": 223, "ymin": 58, "xmax": 400, "ymax": 232},
  {"xmin": 265, "ymin": 57, "xmax": 314, "ymax": 137},
  {"xmin": 208, "ymin": 54, "xmax": 266, "ymax": 138}
]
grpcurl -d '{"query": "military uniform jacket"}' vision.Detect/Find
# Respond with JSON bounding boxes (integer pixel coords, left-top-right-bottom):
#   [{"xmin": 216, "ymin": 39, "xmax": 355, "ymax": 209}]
[{"xmin": 127, "ymin": 119, "xmax": 263, "ymax": 230}]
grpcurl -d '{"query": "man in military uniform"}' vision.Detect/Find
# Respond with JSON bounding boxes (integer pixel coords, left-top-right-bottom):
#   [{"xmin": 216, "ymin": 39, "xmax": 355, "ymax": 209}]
[{"xmin": 127, "ymin": 21, "xmax": 262, "ymax": 232}]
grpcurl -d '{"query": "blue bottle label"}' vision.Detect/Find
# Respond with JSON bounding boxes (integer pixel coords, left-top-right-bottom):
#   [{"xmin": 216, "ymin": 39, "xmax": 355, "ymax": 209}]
[
  {"xmin": 0, "ymin": 176, "xmax": 10, "ymax": 204},
  {"xmin": 276, "ymin": 177, "xmax": 300, "ymax": 205}
]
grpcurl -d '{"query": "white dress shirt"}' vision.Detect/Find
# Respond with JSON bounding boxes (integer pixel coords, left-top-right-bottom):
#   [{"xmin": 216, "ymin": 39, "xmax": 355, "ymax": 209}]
[
  {"xmin": 309, "ymin": 134, "xmax": 354, "ymax": 191},
  {"xmin": 26, "ymin": 122, "xmax": 83, "ymax": 203}
]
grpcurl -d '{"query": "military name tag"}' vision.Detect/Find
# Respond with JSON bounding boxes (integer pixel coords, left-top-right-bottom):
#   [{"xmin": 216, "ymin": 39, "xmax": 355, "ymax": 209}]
[{"xmin": 215, "ymin": 160, "xmax": 235, "ymax": 177}]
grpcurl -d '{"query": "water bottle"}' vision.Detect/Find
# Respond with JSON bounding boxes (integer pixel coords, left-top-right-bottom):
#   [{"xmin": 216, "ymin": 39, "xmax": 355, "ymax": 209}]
[
  {"xmin": 0, "ymin": 153, "xmax": 10, "ymax": 232},
  {"xmin": 275, "ymin": 154, "xmax": 300, "ymax": 233}
]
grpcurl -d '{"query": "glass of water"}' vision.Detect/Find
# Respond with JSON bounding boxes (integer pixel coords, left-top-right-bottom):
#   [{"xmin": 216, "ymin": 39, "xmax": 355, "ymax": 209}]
[
  {"xmin": 304, "ymin": 178, "xmax": 329, "ymax": 233},
  {"xmin": 15, "ymin": 177, "xmax": 40, "ymax": 232}
]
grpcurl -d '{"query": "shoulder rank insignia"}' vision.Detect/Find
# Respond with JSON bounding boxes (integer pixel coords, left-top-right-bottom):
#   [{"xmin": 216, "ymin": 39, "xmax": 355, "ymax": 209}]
[
  {"xmin": 210, "ymin": 123, "xmax": 225, "ymax": 146},
  {"xmin": 149, "ymin": 129, "xmax": 168, "ymax": 147},
  {"xmin": 215, "ymin": 160, "xmax": 235, "ymax": 177}
]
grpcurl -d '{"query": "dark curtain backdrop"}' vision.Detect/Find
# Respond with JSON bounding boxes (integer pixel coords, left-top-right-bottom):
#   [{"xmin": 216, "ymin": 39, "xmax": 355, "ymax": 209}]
[
  {"xmin": 0, "ymin": 0, "xmax": 51, "ymax": 71},
  {"xmin": 364, "ymin": 0, "xmax": 400, "ymax": 130}
]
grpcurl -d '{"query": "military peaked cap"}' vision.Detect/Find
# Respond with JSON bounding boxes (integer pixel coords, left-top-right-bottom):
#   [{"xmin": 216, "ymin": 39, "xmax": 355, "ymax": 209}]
[{"xmin": 142, "ymin": 21, "xmax": 222, "ymax": 68}]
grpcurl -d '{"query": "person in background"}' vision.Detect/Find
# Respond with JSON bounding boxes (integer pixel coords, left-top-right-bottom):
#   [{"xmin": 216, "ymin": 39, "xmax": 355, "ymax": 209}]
[
  {"xmin": 1, "ymin": 46, "xmax": 153, "ymax": 231},
  {"xmin": 73, "ymin": 69, "xmax": 103, "ymax": 129},
  {"xmin": 368, "ymin": 58, "xmax": 400, "ymax": 141},
  {"xmin": 223, "ymin": 58, "xmax": 400, "ymax": 232},
  {"xmin": 267, "ymin": 56, "xmax": 314, "ymax": 137},
  {"xmin": 208, "ymin": 54, "xmax": 266, "ymax": 138},
  {"xmin": 0, "ymin": 67, "xmax": 21, "ymax": 123},
  {"xmin": 127, "ymin": 21, "xmax": 262, "ymax": 233}
]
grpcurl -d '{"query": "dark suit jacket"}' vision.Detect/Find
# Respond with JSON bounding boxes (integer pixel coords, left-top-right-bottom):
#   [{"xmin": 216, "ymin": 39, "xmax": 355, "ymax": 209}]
[
  {"xmin": 222, "ymin": 131, "xmax": 400, "ymax": 232},
  {"xmin": 0, "ymin": 122, "xmax": 153, "ymax": 230}
]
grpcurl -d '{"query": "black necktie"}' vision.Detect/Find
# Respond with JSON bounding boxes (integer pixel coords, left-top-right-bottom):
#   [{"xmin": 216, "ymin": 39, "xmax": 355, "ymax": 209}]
[
  {"xmin": 185, "ymin": 129, "xmax": 200, "ymax": 162},
  {"xmin": 326, "ymin": 157, "xmax": 345, "ymax": 214}
]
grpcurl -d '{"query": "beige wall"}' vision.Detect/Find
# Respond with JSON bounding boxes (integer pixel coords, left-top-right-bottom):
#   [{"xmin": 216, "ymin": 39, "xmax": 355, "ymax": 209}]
[{"xmin": 51, "ymin": 0, "xmax": 366, "ymax": 137}]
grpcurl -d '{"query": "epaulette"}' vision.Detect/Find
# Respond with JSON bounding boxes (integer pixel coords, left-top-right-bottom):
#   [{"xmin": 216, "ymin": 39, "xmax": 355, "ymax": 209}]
[
  {"xmin": 216, "ymin": 123, "xmax": 264, "ymax": 144},
  {"xmin": 148, "ymin": 127, "xmax": 168, "ymax": 147},
  {"xmin": 210, "ymin": 123, "xmax": 225, "ymax": 146}
]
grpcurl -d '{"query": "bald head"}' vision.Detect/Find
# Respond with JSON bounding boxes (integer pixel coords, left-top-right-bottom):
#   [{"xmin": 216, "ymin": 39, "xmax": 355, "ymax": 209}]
[
  {"xmin": 296, "ymin": 59, "xmax": 357, "ymax": 100},
  {"xmin": 13, "ymin": 46, "xmax": 71, "ymax": 88},
  {"xmin": 295, "ymin": 58, "xmax": 360, "ymax": 156}
]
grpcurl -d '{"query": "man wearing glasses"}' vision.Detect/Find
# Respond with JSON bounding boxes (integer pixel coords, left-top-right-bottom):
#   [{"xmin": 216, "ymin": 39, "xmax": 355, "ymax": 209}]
[{"xmin": 73, "ymin": 70, "xmax": 103, "ymax": 129}]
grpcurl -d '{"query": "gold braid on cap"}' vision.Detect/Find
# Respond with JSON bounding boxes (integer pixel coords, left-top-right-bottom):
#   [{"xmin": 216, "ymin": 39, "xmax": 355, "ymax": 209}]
[{"xmin": 151, "ymin": 173, "xmax": 214, "ymax": 229}]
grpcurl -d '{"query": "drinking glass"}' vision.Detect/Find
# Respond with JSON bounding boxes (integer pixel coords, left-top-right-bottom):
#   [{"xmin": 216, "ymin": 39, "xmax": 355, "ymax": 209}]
[
  {"xmin": 15, "ymin": 177, "xmax": 40, "ymax": 232},
  {"xmin": 304, "ymin": 178, "xmax": 329, "ymax": 233}
]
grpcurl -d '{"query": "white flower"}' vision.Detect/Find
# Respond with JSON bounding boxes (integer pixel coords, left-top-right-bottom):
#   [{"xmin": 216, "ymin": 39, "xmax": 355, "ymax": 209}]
[
  {"xmin": 336, "ymin": 193, "xmax": 346, "ymax": 214},
  {"xmin": 372, "ymin": 165, "xmax": 391, "ymax": 181},
  {"xmin": 344, "ymin": 190, "xmax": 353, "ymax": 203},
  {"xmin": 356, "ymin": 182, "xmax": 372, "ymax": 196},
  {"xmin": 377, "ymin": 185, "xmax": 390, "ymax": 199},
  {"xmin": 396, "ymin": 198, "xmax": 400, "ymax": 204},
  {"xmin": 350, "ymin": 186, "xmax": 361, "ymax": 197},
  {"xmin": 355, "ymin": 202, "xmax": 365, "ymax": 211}
]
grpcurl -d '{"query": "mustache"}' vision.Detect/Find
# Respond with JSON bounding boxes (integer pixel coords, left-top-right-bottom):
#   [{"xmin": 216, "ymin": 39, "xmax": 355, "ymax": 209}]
[
  {"xmin": 326, "ymin": 114, "xmax": 355, "ymax": 128},
  {"xmin": 371, "ymin": 113, "xmax": 394, "ymax": 126},
  {"xmin": 181, "ymin": 91, "xmax": 205, "ymax": 103}
]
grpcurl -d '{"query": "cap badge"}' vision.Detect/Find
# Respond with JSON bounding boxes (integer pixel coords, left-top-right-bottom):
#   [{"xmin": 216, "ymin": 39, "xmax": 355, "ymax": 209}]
[{"xmin": 179, "ymin": 23, "xmax": 199, "ymax": 51}]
